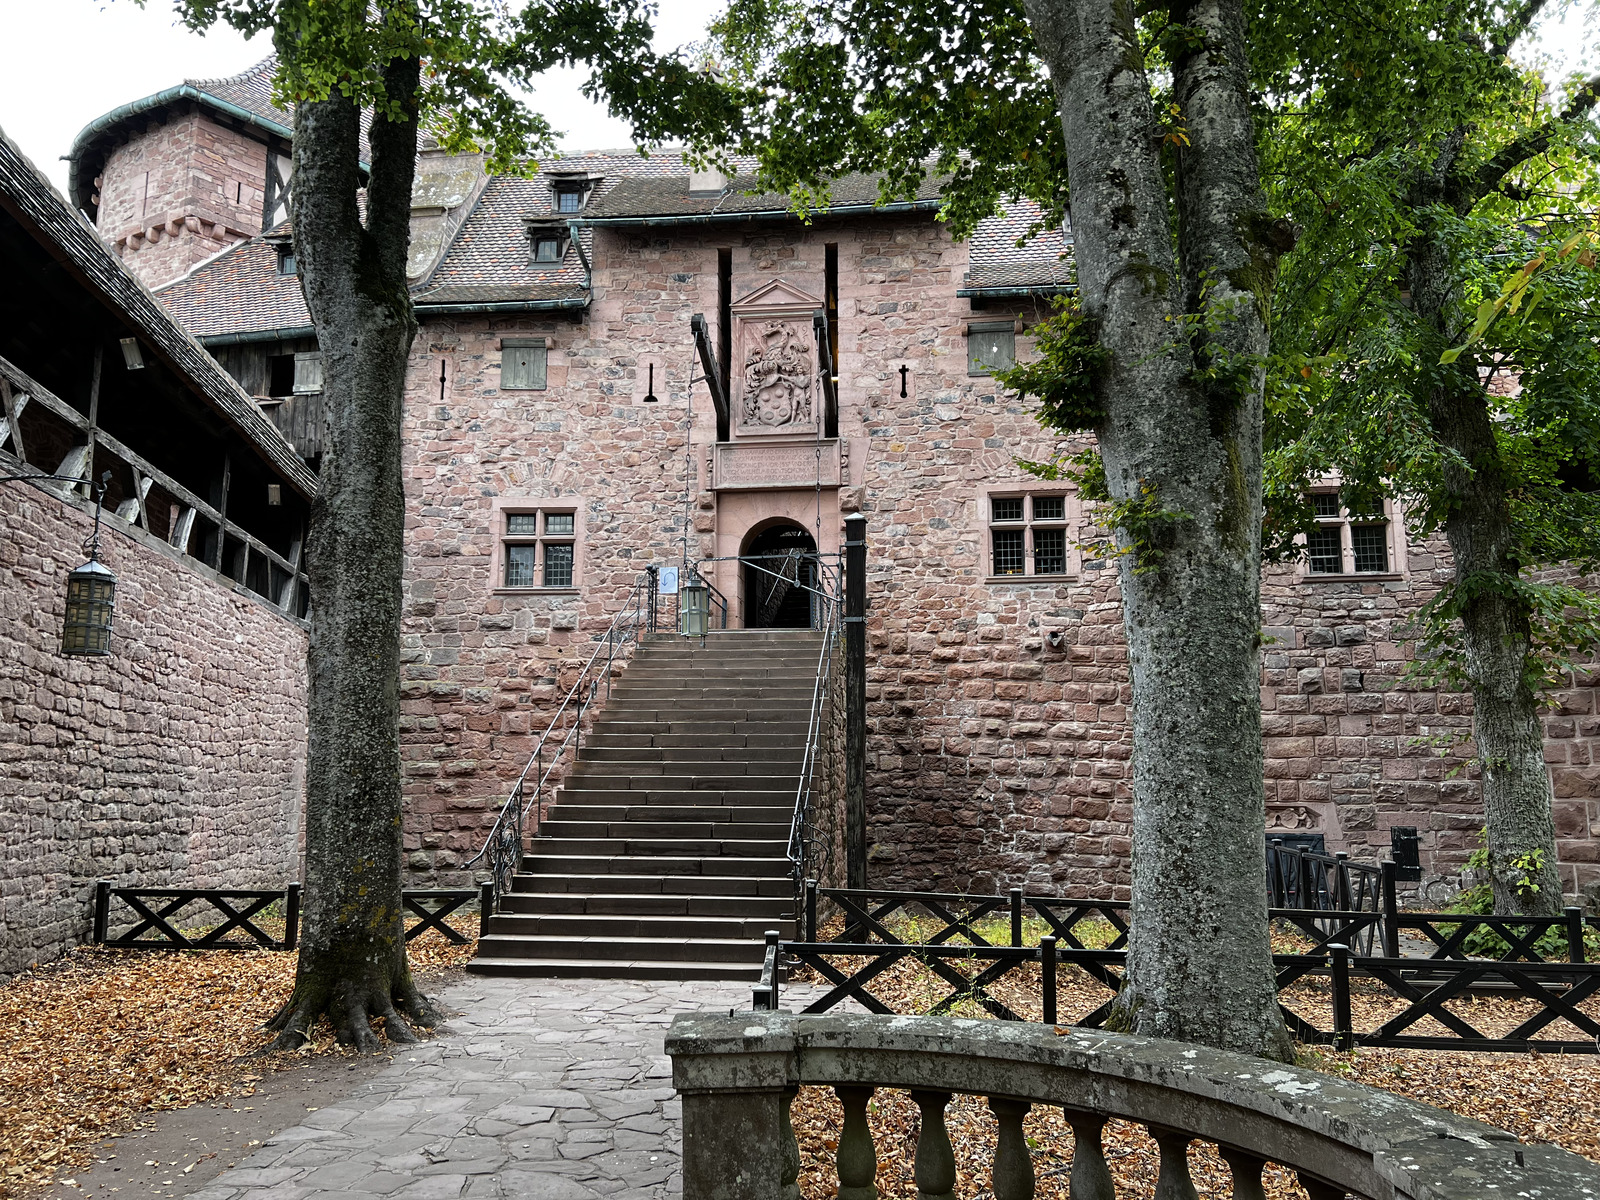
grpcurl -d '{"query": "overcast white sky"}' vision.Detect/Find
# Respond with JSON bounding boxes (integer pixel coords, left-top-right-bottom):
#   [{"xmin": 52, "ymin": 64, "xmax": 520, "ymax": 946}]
[
  {"xmin": 0, "ymin": 0, "xmax": 1589, "ymax": 200},
  {"xmin": 0, "ymin": 0, "xmax": 714, "ymax": 196}
]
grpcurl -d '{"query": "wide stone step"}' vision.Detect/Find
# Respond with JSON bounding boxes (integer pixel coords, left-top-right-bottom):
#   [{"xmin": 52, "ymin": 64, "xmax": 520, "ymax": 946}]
[
  {"xmin": 540, "ymin": 820, "xmax": 791, "ymax": 840},
  {"xmin": 556, "ymin": 786, "xmax": 795, "ymax": 806},
  {"xmin": 498, "ymin": 891, "xmax": 793, "ymax": 918},
  {"xmin": 589, "ymin": 721, "xmax": 811, "ymax": 738},
  {"xmin": 472, "ymin": 933, "xmax": 768, "ymax": 963},
  {"xmin": 512, "ymin": 872, "xmax": 792, "ymax": 897},
  {"xmin": 619, "ymin": 665, "xmax": 821, "ymax": 681},
  {"xmin": 596, "ymin": 707, "xmax": 813, "ymax": 723},
  {"xmin": 546, "ymin": 803, "xmax": 791, "ymax": 825},
  {"xmin": 568, "ymin": 760, "xmax": 797, "ymax": 779},
  {"xmin": 608, "ymin": 688, "xmax": 817, "ymax": 702},
  {"xmin": 583, "ymin": 731, "xmax": 808, "ymax": 750},
  {"xmin": 466, "ymin": 955, "xmax": 765, "ymax": 981},
  {"xmin": 577, "ymin": 745, "xmax": 805, "ymax": 764},
  {"xmin": 486, "ymin": 912, "xmax": 792, "ymax": 941},
  {"xmin": 525, "ymin": 842, "xmax": 788, "ymax": 866}
]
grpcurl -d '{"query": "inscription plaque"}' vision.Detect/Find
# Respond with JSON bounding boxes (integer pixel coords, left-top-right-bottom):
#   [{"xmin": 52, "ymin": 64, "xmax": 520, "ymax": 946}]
[{"xmin": 714, "ymin": 439, "xmax": 841, "ymax": 491}]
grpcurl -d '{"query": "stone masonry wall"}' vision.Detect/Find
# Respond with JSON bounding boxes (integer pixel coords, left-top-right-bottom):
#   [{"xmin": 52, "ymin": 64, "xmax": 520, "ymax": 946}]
[
  {"xmin": 97, "ymin": 108, "xmax": 267, "ymax": 290},
  {"xmin": 0, "ymin": 480, "xmax": 306, "ymax": 980},
  {"xmin": 389, "ymin": 209, "xmax": 1599, "ymax": 902}
]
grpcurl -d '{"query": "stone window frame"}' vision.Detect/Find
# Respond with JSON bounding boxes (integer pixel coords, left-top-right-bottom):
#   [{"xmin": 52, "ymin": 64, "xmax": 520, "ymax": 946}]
[
  {"xmin": 979, "ymin": 484, "xmax": 1079, "ymax": 583},
  {"xmin": 499, "ymin": 337, "xmax": 549, "ymax": 391},
  {"xmin": 1297, "ymin": 485, "xmax": 1408, "ymax": 582},
  {"xmin": 489, "ymin": 496, "xmax": 584, "ymax": 596}
]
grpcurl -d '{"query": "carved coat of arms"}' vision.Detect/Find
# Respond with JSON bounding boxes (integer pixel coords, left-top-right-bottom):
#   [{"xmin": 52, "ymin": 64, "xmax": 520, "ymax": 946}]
[{"xmin": 741, "ymin": 320, "xmax": 813, "ymax": 429}]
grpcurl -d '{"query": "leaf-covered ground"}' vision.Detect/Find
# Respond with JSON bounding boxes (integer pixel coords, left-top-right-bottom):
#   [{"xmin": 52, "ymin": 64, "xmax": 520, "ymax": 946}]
[
  {"xmin": 788, "ymin": 912, "xmax": 1600, "ymax": 1197},
  {"xmin": 0, "ymin": 932, "xmax": 473, "ymax": 1198}
]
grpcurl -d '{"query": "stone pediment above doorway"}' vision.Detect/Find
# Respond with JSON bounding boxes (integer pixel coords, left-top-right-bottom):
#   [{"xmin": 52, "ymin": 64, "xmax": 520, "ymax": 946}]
[{"xmin": 731, "ymin": 277, "xmax": 824, "ymax": 438}]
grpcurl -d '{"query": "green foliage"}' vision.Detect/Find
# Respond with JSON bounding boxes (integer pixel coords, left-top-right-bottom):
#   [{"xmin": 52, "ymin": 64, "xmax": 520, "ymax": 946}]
[
  {"xmin": 1441, "ymin": 835, "xmax": 1600, "ymax": 958},
  {"xmin": 709, "ymin": 0, "xmax": 1068, "ymax": 236},
  {"xmin": 1255, "ymin": 0, "xmax": 1600, "ymax": 696},
  {"xmin": 992, "ymin": 299, "xmax": 1108, "ymax": 433},
  {"xmin": 157, "ymin": 0, "xmax": 745, "ymax": 175}
]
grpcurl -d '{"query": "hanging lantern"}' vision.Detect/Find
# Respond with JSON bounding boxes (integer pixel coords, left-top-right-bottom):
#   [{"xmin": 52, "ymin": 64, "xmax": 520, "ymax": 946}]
[
  {"xmin": 62, "ymin": 558, "xmax": 116, "ymax": 656},
  {"xmin": 680, "ymin": 571, "xmax": 709, "ymax": 637}
]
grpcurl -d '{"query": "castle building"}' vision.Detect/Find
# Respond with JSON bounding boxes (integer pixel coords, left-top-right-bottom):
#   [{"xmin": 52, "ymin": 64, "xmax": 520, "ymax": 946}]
[{"xmin": 63, "ymin": 62, "xmax": 1600, "ymax": 907}]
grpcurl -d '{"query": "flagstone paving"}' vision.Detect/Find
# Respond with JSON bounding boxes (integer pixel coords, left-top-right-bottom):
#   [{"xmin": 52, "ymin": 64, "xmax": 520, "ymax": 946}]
[{"xmin": 175, "ymin": 976, "xmax": 812, "ymax": 1200}]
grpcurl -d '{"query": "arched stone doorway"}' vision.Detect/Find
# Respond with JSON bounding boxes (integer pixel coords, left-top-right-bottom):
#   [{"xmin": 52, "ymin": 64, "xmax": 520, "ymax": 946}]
[{"xmin": 741, "ymin": 522, "xmax": 818, "ymax": 629}]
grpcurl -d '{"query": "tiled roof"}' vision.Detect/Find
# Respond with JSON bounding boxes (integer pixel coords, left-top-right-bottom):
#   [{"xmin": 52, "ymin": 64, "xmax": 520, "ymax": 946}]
[
  {"xmin": 156, "ymin": 236, "xmax": 312, "ymax": 338},
  {"xmin": 414, "ymin": 151, "xmax": 708, "ymax": 305},
  {"xmin": 186, "ymin": 58, "xmax": 293, "ymax": 131},
  {"xmin": 158, "ymin": 149, "xmax": 1073, "ymax": 332},
  {"xmin": 965, "ymin": 200, "xmax": 1074, "ymax": 292},
  {"xmin": 582, "ymin": 171, "xmax": 942, "ymax": 220},
  {"xmin": 0, "ymin": 125, "xmax": 316, "ymax": 496}
]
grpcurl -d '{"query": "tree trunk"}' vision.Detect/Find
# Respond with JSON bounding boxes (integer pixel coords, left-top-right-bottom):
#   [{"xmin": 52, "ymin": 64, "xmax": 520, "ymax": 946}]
[
  {"xmin": 266, "ymin": 55, "xmax": 439, "ymax": 1051},
  {"xmin": 1024, "ymin": 0, "xmax": 1293, "ymax": 1057},
  {"xmin": 1407, "ymin": 235, "xmax": 1564, "ymax": 918}
]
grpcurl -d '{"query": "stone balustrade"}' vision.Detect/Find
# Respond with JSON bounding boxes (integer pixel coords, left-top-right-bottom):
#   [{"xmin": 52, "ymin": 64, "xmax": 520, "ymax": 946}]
[{"xmin": 666, "ymin": 1012, "xmax": 1600, "ymax": 1199}]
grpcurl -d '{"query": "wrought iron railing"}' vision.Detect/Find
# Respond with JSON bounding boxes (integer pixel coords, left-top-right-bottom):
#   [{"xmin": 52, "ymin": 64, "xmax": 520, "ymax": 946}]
[
  {"xmin": 788, "ymin": 575, "xmax": 844, "ymax": 902},
  {"xmin": 465, "ymin": 571, "xmax": 654, "ymax": 905}
]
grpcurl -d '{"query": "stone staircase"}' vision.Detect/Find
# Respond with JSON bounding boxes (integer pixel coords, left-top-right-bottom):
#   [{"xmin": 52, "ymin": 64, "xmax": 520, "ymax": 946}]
[{"xmin": 468, "ymin": 628, "xmax": 823, "ymax": 979}]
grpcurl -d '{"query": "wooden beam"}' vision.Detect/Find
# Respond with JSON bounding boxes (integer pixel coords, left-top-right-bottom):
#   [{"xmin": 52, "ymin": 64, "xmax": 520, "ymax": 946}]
[
  {"xmin": 278, "ymin": 534, "xmax": 303, "ymax": 611},
  {"xmin": 170, "ymin": 505, "xmax": 196, "ymax": 553},
  {"xmin": 81, "ymin": 345, "xmax": 102, "ymax": 499},
  {"xmin": 0, "ymin": 377, "xmax": 25, "ymax": 464}
]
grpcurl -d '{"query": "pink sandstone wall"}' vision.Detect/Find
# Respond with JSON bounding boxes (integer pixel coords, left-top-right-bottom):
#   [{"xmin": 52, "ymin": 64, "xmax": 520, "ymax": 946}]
[
  {"xmin": 0, "ymin": 479, "xmax": 307, "ymax": 980},
  {"xmin": 387, "ymin": 211, "xmax": 1599, "ymax": 904},
  {"xmin": 96, "ymin": 109, "xmax": 268, "ymax": 289}
]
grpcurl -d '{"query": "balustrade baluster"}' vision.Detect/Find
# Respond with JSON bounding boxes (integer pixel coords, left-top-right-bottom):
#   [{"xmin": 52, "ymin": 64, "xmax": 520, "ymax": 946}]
[
  {"xmin": 835, "ymin": 1085, "xmax": 878, "ymax": 1200},
  {"xmin": 1217, "ymin": 1147, "xmax": 1267, "ymax": 1200},
  {"xmin": 780, "ymin": 1087, "xmax": 801, "ymax": 1200},
  {"xmin": 1147, "ymin": 1126, "xmax": 1198, "ymax": 1200},
  {"xmin": 911, "ymin": 1090, "xmax": 956, "ymax": 1200},
  {"xmin": 988, "ymin": 1097, "xmax": 1035, "ymax": 1200},
  {"xmin": 1061, "ymin": 1108, "xmax": 1115, "ymax": 1200},
  {"xmin": 1296, "ymin": 1176, "xmax": 1346, "ymax": 1200}
]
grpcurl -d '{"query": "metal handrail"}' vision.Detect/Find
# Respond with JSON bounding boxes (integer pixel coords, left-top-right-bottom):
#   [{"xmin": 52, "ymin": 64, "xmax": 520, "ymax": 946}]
[
  {"xmin": 466, "ymin": 571, "xmax": 653, "ymax": 905},
  {"xmin": 787, "ymin": 570, "xmax": 843, "ymax": 899}
]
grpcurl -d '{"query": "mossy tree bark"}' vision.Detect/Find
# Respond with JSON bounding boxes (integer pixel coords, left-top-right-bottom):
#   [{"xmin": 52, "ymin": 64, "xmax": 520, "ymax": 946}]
[
  {"xmin": 1023, "ymin": 0, "xmax": 1296, "ymax": 1057},
  {"xmin": 1404, "ymin": 146, "xmax": 1570, "ymax": 918},
  {"xmin": 265, "ymin": 52, "xmax": 437, "ymax": 1052}
]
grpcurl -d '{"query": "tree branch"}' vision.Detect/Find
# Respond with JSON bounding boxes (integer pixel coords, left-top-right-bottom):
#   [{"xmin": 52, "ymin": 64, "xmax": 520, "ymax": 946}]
[
  {"xmin": 1488, "ymin": 0, "xmax": 1549, "ymax": 59},
  {"xmin": 365, "ymin": 52, "xmax": 422, "ymax": 278},
  {"xmin": 1460, "ymin": 72, "xmax": 1600, "ymax": 205}
]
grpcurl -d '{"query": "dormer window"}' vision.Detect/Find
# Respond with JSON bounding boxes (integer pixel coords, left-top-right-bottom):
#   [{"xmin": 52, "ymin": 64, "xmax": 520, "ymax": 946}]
[
  {"xmin": 550, "ymin": 175, "xmax": 595, "ymax": 213},
  {"xmin": 527, "ymin": 223, "xmax": 570, "ymax": 265},
  {"xmin": 275, "ymin": 243, "xmax": 298, "ymax": 275}
]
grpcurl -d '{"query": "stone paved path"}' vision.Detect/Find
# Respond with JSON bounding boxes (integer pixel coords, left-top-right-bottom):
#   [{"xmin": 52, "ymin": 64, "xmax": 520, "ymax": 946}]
[{"xmin": 186, "ymin": 976, "xmax": 791, "ymax": 1200}]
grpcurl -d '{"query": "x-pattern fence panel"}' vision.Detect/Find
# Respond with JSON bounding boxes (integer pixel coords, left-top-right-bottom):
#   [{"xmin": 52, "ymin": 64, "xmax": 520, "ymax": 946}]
[
  {"xmin": 92, "ymin": 883, "xmax": 480, "ymax": 951},
  {"xmin": 776, "ymin": 886, "xmax": 1600, "ymax": 1054}
]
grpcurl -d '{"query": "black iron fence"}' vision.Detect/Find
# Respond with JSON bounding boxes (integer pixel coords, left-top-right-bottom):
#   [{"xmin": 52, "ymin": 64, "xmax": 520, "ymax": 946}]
[
  {"xmin": 765, "ymin": 883, "xmax": 1600, "ymax": 1054},
  {"xmin": 91, "ymin": 882, "xmax": 480, "ymax": 951}
]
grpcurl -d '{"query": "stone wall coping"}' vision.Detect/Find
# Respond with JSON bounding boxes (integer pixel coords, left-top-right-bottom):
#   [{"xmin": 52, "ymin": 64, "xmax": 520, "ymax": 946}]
[{"xmin": 666, "ymin": 1012, "xmax": 1600, "ymax": 1199}]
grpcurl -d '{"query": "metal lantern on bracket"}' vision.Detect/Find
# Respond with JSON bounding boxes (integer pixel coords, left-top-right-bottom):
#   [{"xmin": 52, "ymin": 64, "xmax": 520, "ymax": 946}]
[
  {"xmin": 680, "ymin": 571, "xmax": 709, "ymax": 638},
  {"xmin": 61, "ymin": 472, "xmax": 116, "ymax": 657},
  {"xmin": 62, "ymin": 558, "xmax": 117, "ymax": 656}
]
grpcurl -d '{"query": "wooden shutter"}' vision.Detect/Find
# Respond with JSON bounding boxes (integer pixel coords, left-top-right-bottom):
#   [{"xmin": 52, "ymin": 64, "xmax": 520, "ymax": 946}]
[
  {"xmin": 501, "ymin": 339, "xmax": 548, "ymax": 390},
  {"xmin": 292, "ymin": 351, "xmax": 323, "ymax": 394}
]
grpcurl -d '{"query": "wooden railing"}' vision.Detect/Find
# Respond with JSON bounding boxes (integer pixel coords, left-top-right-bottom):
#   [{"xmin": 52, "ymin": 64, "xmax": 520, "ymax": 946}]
[
  {"xmin": 668, "ymin": 1012, "xmax": 1600, "ymax": 1199},
  {"xmin": 0, "ymin": 351, "xmax": 308, "ymax": 615}
]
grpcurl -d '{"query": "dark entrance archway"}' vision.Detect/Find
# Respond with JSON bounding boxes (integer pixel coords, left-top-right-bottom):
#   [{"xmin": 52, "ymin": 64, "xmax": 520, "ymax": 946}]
[{"xmin": 742, "ymin": 522, "xmax": 818, "ymax": 629}]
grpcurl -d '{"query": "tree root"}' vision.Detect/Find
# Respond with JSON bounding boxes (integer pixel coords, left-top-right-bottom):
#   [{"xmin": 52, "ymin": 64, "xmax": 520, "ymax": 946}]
[{"xmin": 260, "ymin": 973, "xmax": 440, "ymax": 1055}]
